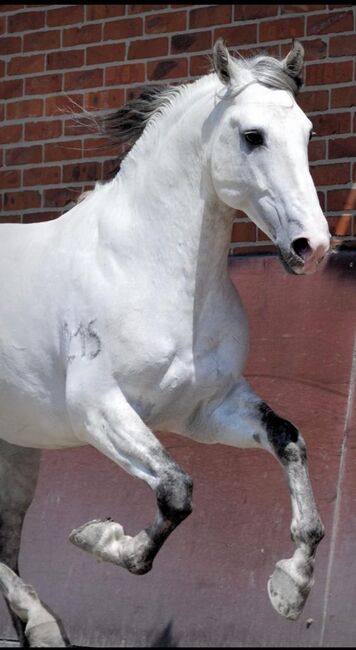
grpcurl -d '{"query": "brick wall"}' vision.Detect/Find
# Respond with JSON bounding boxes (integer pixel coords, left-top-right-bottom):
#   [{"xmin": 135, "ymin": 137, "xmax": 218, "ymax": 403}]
[{"xmin": 0, "ymin": 3, "xmax": 355, "ymax": 254}]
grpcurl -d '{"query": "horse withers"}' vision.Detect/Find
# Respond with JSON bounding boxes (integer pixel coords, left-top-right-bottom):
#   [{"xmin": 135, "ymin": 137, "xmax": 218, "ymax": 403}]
[{"xmin": 0, "ymin": 40, "xmax": 330, "ymax": 645}]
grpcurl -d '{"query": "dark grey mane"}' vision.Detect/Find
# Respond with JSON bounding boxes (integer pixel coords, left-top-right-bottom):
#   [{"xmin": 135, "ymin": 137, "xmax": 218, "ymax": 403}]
[{"xmin": 101, "ymin": 85, "xmax": 179, "ymax": 148}]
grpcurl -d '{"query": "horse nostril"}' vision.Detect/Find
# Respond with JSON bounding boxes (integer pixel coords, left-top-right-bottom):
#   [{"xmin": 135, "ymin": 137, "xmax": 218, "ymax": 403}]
[{"xmin": 291, "ymin": 237, "xmax": 312, "ymax": 262}]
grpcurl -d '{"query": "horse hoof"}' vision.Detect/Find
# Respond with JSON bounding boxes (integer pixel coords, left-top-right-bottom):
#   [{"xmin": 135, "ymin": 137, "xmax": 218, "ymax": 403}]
[
  {"xmin": 69, "ymin": 519, "xmax": 125, "ymax": 555},
  {"xmin": 267, "ymin": 562, "xmax": 311, "ymax": 620}
]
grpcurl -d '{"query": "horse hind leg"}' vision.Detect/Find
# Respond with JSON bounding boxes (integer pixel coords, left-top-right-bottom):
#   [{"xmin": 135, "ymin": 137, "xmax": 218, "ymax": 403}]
[
  {"xmin": 0, "ymin": 562, "xmax": 69, "ymax": 647},
  {"xmin": 0, "ymin": 439, "xmax": 40, "ymax": 645}
]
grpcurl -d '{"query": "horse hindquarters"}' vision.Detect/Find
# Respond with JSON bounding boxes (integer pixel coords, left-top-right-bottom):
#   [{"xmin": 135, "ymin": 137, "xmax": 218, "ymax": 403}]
[{"xmin": 0, "ymin": 439, "xmax": 40, "ymax": 644}]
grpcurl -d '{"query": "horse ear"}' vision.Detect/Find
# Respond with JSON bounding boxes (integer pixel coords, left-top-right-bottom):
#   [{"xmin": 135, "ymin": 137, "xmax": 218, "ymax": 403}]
[
  {"xmin": 213, "ymin": 39, "xmax": 232, "ymax": 85},
  {"xmin": 282, "ymin": 40, "xmax": 304, "ymax": 82}
]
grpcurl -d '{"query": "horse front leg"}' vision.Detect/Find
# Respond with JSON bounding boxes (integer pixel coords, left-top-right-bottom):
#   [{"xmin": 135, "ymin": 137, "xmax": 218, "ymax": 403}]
[
  {"xmin": 185, "ymin": 377, "xmax": 324, "ymax": 620},
  {"xmin": 66, "ymin": 380, "xmax": 193, "ymax": 575}
]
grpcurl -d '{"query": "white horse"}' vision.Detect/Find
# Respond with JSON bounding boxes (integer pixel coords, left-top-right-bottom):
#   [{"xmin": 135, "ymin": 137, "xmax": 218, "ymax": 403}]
[{"xmin": 0, "ymin": 41, "xmax": 330, "ymax": 646}]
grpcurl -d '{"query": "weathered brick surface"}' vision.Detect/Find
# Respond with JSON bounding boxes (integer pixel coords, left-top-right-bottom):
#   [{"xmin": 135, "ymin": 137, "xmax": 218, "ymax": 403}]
[{"xmin": 0, "ymin": 4, "xmax": 354, "ymax": 250}]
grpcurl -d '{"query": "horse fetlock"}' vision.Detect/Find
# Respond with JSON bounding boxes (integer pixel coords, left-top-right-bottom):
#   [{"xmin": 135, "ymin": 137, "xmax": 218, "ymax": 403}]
[
  {"xmin": 291, "ymin": 516, "xmax": 325, "ymax": 549},
  {"xmin": 156, "ymin": 470, "xmax": 193, "ymax": 523}
]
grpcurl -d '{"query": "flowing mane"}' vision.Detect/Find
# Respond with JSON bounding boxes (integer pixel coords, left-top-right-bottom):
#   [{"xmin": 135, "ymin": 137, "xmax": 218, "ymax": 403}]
[{"xmin": 100, "ymin": 50, "xmax": 302, "ymax": 161}]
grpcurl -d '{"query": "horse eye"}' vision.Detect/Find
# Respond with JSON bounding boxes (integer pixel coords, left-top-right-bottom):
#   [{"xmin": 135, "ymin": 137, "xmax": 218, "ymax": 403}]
[{"xmin": 244, "ymin": 130, "xmax": 264, "ymax": 146}]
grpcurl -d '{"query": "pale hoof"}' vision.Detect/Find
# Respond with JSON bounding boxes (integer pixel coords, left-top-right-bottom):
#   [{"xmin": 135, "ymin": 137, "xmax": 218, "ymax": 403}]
[
  {"xmin": 267, "ymin": 563, "xmax": 311, "ymax": 620},
  {"xmin": 68, "ymin": 520, "xmax": 153, "ymax": 575},
  {"xmin": 69, "ymin": 519, "xmax": 124, "ymax": 556}
]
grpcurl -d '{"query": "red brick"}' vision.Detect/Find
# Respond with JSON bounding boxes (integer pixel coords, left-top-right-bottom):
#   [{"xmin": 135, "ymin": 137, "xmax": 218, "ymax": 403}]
[
  {"xmin": 4, "ymin": 191, "xmax": 41, "ymax": 211},
  {"xmin": 44, "ymin": 140, "xmax": 82, "ymax": 163},
  {"xmin": 127, "ymin": 5, "xmax": 164, "ymax": 14},
  {"xmin": 128, "ymin": 37, "xmax": 168, "ymax": 60},
  {"xmin": 64, "ymin": 69, "xmax": 103, "ymax": 91},
  {"xmin": 6, "ymin": 145, "xmax": 42, "ymax": 166},
  {"xmin": 103, "ymin": 158, "xmax": 121, "ymax": 180},
  {"xmin": 24, "ymin": 120, "xmax": 62, "ymax": 141},
  {"xmin": 83, "ymin": 137, "xmax": 119, "ymax": 159},
  {"xmin": 23, "ymin": 211, "xmax": 60, "ymax": 223},
  {"xmin": 259, "ymin": 17, "xmax": 305, "ymax": 42},
  {"xmin": 311, "ymin": 162, "xmax": 350, "ymax": 186},
  {"xmin": 105, "ymin": 63, "xmax": 145, "ymax": 86},
  {"xmin": 63, "ymin": 117, "xmax": 95, "ymax": 138},
  {"xmin": 328, "ymin": 215, "xmax": 352, "ymax": 237},
  {"xmin": 47, "ymin": 50, "xmax": 84, "ymax": 71},
  {"xmin": 331, "ymin": 86, "xmax": 356, "ymax": 108},
  {"xmin": 147, "ymin": 57, "xmax": 188, "ymax": 81},
  {"xmin": 0, "ymin": 60, "xmax": 4, "ymax": 76},
  {"xmin": 25, "ymin": 74, "xmax": 62, "ymax": 95},
  {"xmin": 84, "ymin": 88, "xmax": 125, "ymax": 111},
  {"xmin": 0, "ymin": 124, "xmax": 22, "ymax": 144},
  {"xmin": 235, "ymin": 5, "xmax": 278, "ymax": 20},
  {"xmin": 23, "ymin": 29, "xmax": 60, "ymax": 52},
  {"xmin": 7, "ymin": 54, "xmax": 45, "ymax": 76},
  {"xmin": 307, "ymin": 10, "xmax": 353, "ymax": 35},
  {"xmin": 306, "ymin": 61, "xmax": 353, "ymax": 85},
  {"xmin": 0, "ymin": 169, "xmax": 21, "ymax": 189},
  {"xmin": 312, "ymin": 112, "xmax": 351, "ymax": 137},
  {"xmin": 189, "ymin": 5, "xmax": 231, "ymax": 29},
  {"xmin": 190, "ymin": 54, "xmax": 211, "ymax": 77},
  {"xmin": 0, "ymin": 215, "xmax": 21, "ymax": 224},
  {"xmin": 280, "ymin": 5, "xmax": 326, "ymax": 13},
  {"xmin": 298, "ymin": 89, "xmax": 329, "ymax": 113},
  {"xmin": 330, "ymin": 34, "xmax": 356, "ymax": 57},
  {"xmin": 63, "ymin": 24, "xmax": 101, "ymax": 47},
  {"xmin": 86, "ymin": 43, "xmax": 125, "ymax": 66},
  {"xmin": 231, "ymin": 221, "xmax": 257, "ymax": 243},
  {"xmin": 0, "ymin": 5, "xmax": 24, "ymax": 11},
  {"xmin": 86, "ymin": 4, "xmax": 125, "ymax": 20},
  {"xmin": 47, "ymin": 5, "xmax": 84, "ymax": 27},
  {"xmin": 0, "ymin": 103, "xmax": 4, "ymax": 122},
  {"xmin": 308, "ymin": 139, "xmax": 326, "ymax": 162},
  {"xmin": 0, "ymin": 79, "xmax": 23, "ymax": 100},
  {"xmin": 329, "ymin": 137, "xmax": 356, "ymax": 160},
  {"xmin": 146, "ymin": 10, "xmax": 186, "ymax": 34},
  {"xmin": 0, "ymin": 36, "xmax": 21, "ymax": 55},
  {"xmin": 286, "ymin": 38, "xmax": 327, "ymax": 61},
  {"xmin": 171, "ymin": 30, "xmax": 211, "ymax": 54},
  {"xmin": 44, "ymin": 187, "xmax": 80, "ymax": 208},
  {"xmin": 45, "ymin": 94, "xmax": 83, "ymax": 117},
  {"xmin": 7, "ymin": 98, "xmax": 43, "ymax": 120},
  {"xmin": 23, "ymin": 166, "xmax": 60, "ymax": 186},
  {"xmin": 327, "ymin": 188, "xmax": 356, "ymax": 212},
  {"xmin": 214, "ymin": 23, "xmax": 258, "ymax": 47},
  {"xmin": 103, "ymin": 17, "xmax": 143, "ymax": 40},
  {"xmin": 7, "ymin": 10, "xmax": 44, "ymax": 32},
  {"xmin": 0, "ymin": 16, "xmax": 4, "ymax": 34},
  {"xmin": 63, "ymin": 162, "xmax": 101, "ymax": 183}
]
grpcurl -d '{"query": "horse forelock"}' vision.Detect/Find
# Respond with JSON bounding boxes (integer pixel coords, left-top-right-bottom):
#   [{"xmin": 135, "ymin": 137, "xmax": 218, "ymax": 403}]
[{"xmin": 227, "ymin": 53, "xmax": 302, "ymax": 98}]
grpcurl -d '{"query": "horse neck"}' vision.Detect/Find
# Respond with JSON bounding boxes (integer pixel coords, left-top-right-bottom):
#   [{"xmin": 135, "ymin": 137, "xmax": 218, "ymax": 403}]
[{"xmin": 106, "ymin": 75, "xmax": 235, "ymax": 294}]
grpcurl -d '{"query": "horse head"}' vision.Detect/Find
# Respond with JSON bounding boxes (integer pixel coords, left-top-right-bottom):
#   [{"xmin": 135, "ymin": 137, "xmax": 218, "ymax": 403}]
[{"xmin": 209, "ymin": 40, "xmax": 330, "ymax": 275}]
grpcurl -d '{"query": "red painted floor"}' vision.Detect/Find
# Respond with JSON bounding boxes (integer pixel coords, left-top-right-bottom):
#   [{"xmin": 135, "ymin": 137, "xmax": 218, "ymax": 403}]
[{"xmin": 0, "ymin": 251, "xmax": 355, "ymax": 647}]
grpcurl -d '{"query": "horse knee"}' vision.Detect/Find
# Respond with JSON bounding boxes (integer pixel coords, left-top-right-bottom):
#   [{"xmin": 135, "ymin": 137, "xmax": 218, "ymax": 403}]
[
  {"xmin": 259, "ymin": 403, "xmax": 307, "ymax": 464},
  {"xmin": 156, "ymin": 467, "xmax": 193, "ymax": 524}
]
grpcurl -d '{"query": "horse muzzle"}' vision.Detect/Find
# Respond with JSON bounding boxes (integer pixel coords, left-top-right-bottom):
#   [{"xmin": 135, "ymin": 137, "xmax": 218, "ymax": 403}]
[{"xmin": 278, "ymin": 235, "xmax": 330, "ymax": 275}]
